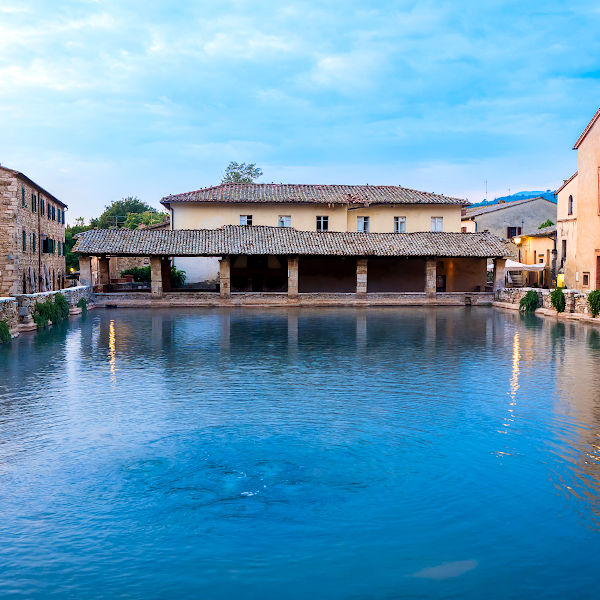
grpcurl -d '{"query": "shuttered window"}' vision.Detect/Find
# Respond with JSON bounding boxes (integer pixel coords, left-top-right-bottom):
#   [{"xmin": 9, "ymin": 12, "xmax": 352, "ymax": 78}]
[{"xmin": 22, "ymin": 230, "xmax": 26, "ymax": 251}]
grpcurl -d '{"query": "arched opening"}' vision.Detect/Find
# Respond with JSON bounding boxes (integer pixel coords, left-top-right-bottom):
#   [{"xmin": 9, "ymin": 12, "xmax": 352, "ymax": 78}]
[{"xmin": 568, "ymin": 195, "xmax": 574, "ymax": 215}]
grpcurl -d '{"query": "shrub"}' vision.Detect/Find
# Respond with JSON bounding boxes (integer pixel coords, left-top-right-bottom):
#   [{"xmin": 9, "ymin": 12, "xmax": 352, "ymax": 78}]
[
  {"xmin": 550, "ymin": 287, "xmax": 566, "ymax": 313},
  {"xmin": 0, "ymin": 319, "xmax": 11, "ymax": 344},
  {"xmin": 121, "ymin": 266, "xmax": 151, "ymax": 283},
  {"xmin": 34, "ymin": 293, "xmax": 70, "ymax": 328},
  {"xmin": 170, "ymin": 266, "xmax": 186, "ymax": 288},
  {"xmin": 588, "ymin": 290, "xmax": 600, "ymax": 317},
  {"xmin": 520, "ymin": 290, "xmax": 539, "ymax": 313},
  {"xmin": 77, "ymin": 297, "xmax": 88, "ymax": 312}
]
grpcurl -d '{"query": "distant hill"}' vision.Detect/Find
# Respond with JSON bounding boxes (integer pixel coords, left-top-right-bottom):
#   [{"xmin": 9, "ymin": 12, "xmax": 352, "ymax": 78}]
[{"xmin": 468, "ymin": 190, "xmax": 556, "ymax": 208}]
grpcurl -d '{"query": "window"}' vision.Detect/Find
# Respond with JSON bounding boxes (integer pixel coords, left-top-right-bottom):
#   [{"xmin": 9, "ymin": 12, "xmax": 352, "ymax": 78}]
[
  {"xmin": 57, "ymin": 208, "xmax": 61, "ymax": 223},
  {"xmin": 40, "ymin": 197, "xmax": 45, "ymax": 216},
  {"xmin": 62, "ymin": 210, "xmax": 65, "ymax": 225},
  {"xmin": 31, "ymin": 193, "xmax": 37, "ymax": 213},
  {"xmin": 316, "ymin": 216, "xmax": 329, "ymax": 231},
  {"xmin": 568, "ymin": 195, "xmax": 574, "ymax": 215},
  {"xmin": 561, "ymin": 239, "xmax": 567, "ymax": 266},
  {"xmin": 583, "ymin": 272, "xmax": 590, "ymax": 287},
  {"xmin": 22, "ymin": 230, "xmax": 26, "ymax": 251},
  {"xmin": 431, "ymin": 217, "xmax": 443, "ymax": 232},
  {"xmin": 357, "ymin": 216, "xmax": 369, "ymax": 232},
  {"xmin": 32, "ymin": 233, "xmax": 36, "ymax": 252},
  {"xmin": 507, "ymin": 226, "xmax": 522, "ymax": 238},
  {"xmin": 394, "ymin": 216, "xmax": 406, "ymax": 233},
  {"xmin": 52, "ymin": 205, "xmax": 56, "ymax": 221},
  {"xmin": 240, "ymin": 215, "xmax": 252, "ymax": 225},
  {"xmin": 47, "ymin": 202, "xmax": 51, "ymax": 219},
  {"xmin": 58, "ymin": 241, "xmax": 61, "ymax": 255},
  {"xmin": 278, "ymin": 215, "xmax": 291, "ymax": 227},
  {"xmin": 21, "ymin": 187, "xmax": 26, "ymax": 208}
]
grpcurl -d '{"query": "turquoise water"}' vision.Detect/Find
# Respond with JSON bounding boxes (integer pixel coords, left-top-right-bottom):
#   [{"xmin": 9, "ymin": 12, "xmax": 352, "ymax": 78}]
[{"xmin": 1, "ymin": 307, "xmax": 599, "ymax": 599}]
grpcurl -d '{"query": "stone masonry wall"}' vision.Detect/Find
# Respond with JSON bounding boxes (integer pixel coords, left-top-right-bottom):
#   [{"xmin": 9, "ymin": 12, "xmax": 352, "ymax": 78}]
[
  {"xmin": 14, "ymin": 285, "xmax": 93, "ymax": 325},
  {"xmin": 0, "ymin": 297, "xmax": 18, "ymax": 334},
  {"xmin": 495, "ymin": 288, "xmax": 592, "ymax": 316},
  {"xmin": 0, "ymin": 169, "xmax": 66, "ymax": 296}
]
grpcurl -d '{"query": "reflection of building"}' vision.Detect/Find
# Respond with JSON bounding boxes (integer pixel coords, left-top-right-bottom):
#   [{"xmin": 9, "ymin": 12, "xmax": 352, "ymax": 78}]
[
  {"xmin": 461, "ymin": 196, "xmax": 556, "ymax": 241},
  {"xmin": 556, "ymin": 106, "xmax": 600, "ymax": 290},
  {"xmin": 0, "ymin": 165, "xmax": 67, "ymax": 295},
  {"xmin": 161, "ymin": 183, "xmax": 467, "ymax": 286}
]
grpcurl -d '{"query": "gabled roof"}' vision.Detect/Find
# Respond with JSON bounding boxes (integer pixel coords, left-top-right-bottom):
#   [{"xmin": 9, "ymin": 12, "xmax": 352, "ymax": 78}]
[
  {"xmin": 0, "ymin": 165, "xmax": 67, "ymax": 208},
  {"xmin": 161, "ymin": 183, "xmax": 465, "ymax": 207},
  {"xmin": 555, "ymin": 171, "xmax": 578, "ymax": 194},
  {"xmin": 574, "ymin": 107, "xmax": 600, "ymax": 149},
  {"xmin": 462, "ymin": 196, "xmax": 554, "ymax": 219},
  {"xmin": 74, "ymin": 225, "xmax": 508, "ymax": 258}
]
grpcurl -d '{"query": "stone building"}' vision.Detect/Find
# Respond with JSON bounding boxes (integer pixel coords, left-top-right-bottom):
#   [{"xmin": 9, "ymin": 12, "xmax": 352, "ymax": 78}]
[
  {"xmin": 75, "ymin": 226, "xmax": 509, "ymax": 306},
  {"xmin": 160, "ymin": 183, "xmax": 468, "ymax": 287},
  {"xmin": 0, "ymin": 165, "xmax": 67, "ymax": 296},
  {"xmin": 555, "ymin": 106, "xmax": 600, "ymax": 290},
  {"xmin": 461, "ymin": 196, "xmax": 557, "ymax": 240}
]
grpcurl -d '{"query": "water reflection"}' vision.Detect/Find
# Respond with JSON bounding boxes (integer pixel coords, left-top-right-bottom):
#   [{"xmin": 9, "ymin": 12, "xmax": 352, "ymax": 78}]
[{"xmin": 2, "ymin": 307, "xmax": 600, "ymax": 598}]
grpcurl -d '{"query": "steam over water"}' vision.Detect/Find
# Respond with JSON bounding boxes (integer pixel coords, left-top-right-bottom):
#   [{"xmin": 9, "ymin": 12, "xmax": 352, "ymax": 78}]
[{"xmin": 1, "ymin": 307, "xmax": 599, "ymax": 598}]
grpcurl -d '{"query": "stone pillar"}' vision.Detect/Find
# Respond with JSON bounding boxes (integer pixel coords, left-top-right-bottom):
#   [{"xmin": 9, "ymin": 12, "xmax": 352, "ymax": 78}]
[
  {"xmin": 161, "ymin": 257, "xmax": 172, "ymax": 292},
  {"xmin": 288, "ymin": 256, "xmax": 299, "ymax": 298},
  {"xmin": 150, "ymin": 256, "xmax": 163, "ymax": 298},
  {"xmin": 356, "ymin": 258, "xmax": 368, "ymax": 297},
  {"xmin": 219, "ymin": 256, "xmax": 231, "ymax": 299},
  {"xmin": 425, "ymin": 258, "xmax": 437, "ymax": 298},
  {"xmin": 79, "ymin": 256, "xmax": 92, "ymax": 287},
  {"xmin": 493, "ymin": 258, "xmax": 507, "ymax": 292},
  {"xmin": 98, "ymin": 257, "xmax": 110, "ymax": 289}
]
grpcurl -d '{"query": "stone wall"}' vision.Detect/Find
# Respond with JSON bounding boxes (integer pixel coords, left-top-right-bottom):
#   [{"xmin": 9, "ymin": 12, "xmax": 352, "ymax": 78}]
[
  {"xmin": 0, "ymin": 297, "xmax": 18, "ymax": 334},
  {"xmin": 0, "ymin": 168, "xmax": 66, "ymax": 296},
  {"xmin": 14, "ymin": 285, "xmax": 93, "ymax": 328},
  {"xmin": 495, "ymin": 287, "xmax": 594, "ymax": 317}
]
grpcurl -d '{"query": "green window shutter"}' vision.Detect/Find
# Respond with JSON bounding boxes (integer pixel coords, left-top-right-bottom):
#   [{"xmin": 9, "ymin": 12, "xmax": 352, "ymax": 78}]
[{"xmin": 21, "ymin": 187, "xmax": 25, "ymax": 207}]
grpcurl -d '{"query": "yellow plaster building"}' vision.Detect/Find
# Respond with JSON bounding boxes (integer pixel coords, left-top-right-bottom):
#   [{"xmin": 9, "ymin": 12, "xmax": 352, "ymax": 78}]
[
  {"xmin": 556, "ymin": 106, "xmax": 600, "ymax": 290},
  {"xmin": 161, "ymin": 183, "xmax": 464, "ymax": 285}
]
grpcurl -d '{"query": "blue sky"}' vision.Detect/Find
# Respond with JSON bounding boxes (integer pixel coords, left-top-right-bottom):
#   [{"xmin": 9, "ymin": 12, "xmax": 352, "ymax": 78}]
[{"xmin": 1, "ymin": 0, "xmax": 599, "ymax": 220}]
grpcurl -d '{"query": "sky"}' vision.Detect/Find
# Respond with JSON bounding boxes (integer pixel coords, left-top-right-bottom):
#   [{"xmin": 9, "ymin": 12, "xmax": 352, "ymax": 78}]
[{"xmin": 1, "ymin": 0, "xmax": 599, "ymax": 221}]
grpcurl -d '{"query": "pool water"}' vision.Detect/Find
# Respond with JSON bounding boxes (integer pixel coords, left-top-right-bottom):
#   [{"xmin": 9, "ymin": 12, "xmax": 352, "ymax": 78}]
[{"xmin": 1, "ymin": 307, "xmax": 599, "ymax": 599}]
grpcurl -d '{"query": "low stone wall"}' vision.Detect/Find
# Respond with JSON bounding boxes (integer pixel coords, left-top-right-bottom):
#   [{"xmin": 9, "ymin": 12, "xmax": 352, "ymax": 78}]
[
  {"xmin": 0, "ymin": 297, "xmax": 18, "ymax": 336},
  {"xmin": 494, "ymin": 287, "xmax": 597, "ymax": 321},
  {"xmin": 93, "ymin": 291, "xmax": 495, "ymax": 308},
  {"xmin": 13, "ymin": 285, "xmax": 93, "ymax": 330}
]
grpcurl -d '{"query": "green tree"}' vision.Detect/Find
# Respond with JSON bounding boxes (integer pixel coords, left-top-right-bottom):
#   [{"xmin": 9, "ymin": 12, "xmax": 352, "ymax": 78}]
[
  {"xmin": 222, "ymin": 162, "xmax": 263, "ymax": 184},
  {"xmin": 124, "ymin": 211, "xmax": 169, "ymax": 230},
  {"xmin": 538, "ymin": 219, "xmax": 555, "ymax": 229},
  {"xmin": 65, "ymin": 222, "xmax": 92, "ymax": 272},
  {"xmin": 95, "ymin": 196, "xmax": 158, "ymax": 229}
]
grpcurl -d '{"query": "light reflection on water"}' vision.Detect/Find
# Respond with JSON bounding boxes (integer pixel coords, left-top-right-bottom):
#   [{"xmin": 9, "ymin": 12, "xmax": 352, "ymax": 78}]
[{"xmin": 0, "ymin": 307, "xmax": 600, "ymax": 599}]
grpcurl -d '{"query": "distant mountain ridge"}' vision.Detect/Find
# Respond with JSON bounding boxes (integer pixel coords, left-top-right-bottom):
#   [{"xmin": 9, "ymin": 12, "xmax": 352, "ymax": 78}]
[{"xmin": 468, "ymin": 190, "xmax": 556, "ymax": 208}]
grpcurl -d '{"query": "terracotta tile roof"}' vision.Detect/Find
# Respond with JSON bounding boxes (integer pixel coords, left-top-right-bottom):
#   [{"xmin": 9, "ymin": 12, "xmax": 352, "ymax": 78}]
[
  {"xmin": 74, "ymin": 226, "xmax": 508, "ymax": 258},
  {"xmin": 161, "ymin": 183, "xmax": 465, "ymax": 207},
  {"xmin": 0, "ymin": 165, "xmax": 67, "ymax": 208},
  {"xmin": 555, "ymin": 171, "xmax": 577, "ymax": 194},
  {"xmin": 515, "ymin": 225, "xmax": 557, "ymax": 239},
  {"xmin": 574, "ymin": 107, "xmax": 600, "ymax": 149},
  {"xmin": 462, "ymin": 196, "xmax": 554, "ymax": 218}
]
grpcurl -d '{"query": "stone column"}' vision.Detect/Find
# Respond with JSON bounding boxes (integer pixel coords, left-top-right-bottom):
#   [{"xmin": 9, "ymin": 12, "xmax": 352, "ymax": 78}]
[
  {"xmin": 288, "ymin": 256, "xmax": 299, "ymax": 298},
  {"xmin": 98, "ymin": 257, "xmax": 110, "ymax": 289},
  {"xmin": 79, "ymin": 256, "xmax": 93, "ymax": 287},
  {"xmin": 219, "ymin": 256, "xmax": 231, "ymax": 299},
  {"xmin": 356, "ymin": 258, "xmax": 368, "ymax": 297},
  {"xmin": 493, "ymin": 258, "xmax": 507, "ymax": 292},
  {"xmin": 425, "ymin": 258, "xmax": 437, "ymax": 298},
  {"xmin": 150, "ymin": 256, "xmax": 163, "ymax": 298},
  {"xmin": 161, "ymin": 257, "xmax": 172, "ymax": 292}
]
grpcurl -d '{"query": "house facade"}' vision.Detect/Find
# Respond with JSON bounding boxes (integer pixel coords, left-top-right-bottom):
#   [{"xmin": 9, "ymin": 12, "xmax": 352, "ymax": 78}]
[
  {"xmin": 511, "ymin": 225, "xmax": 556, "ymax": 288},
  {"xmin": 461, "ymin": 196, "xmax": 557, "ymax": 242},
  {"xmin": 556, "ymin": 106, "xmax": 600, "ymax": 290},
  {"xmin": 161, "ymin": 183, "xmax": 465, "ymax": 286},
  {"xmin": 0, "ymin": 166, "xmax": 67, "ymax": 296}
]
